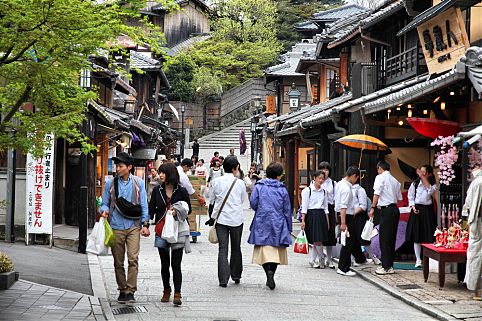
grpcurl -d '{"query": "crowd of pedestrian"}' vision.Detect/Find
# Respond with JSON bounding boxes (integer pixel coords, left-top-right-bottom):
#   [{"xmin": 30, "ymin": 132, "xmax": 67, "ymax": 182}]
[{"xmin": 98, "ymin": 146, "xmax": 438, "ymax": 307}]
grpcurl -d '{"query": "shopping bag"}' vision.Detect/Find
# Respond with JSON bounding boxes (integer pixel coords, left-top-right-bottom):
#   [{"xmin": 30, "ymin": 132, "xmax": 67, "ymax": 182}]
[
  {"xmin": 86, "ymin": 217, "xmax": 109, "ymax": 256},
  {"xmin": 103, "ymin": 219, "xmax": 116, "ymax": 247},
  {"xmin": 294, "ymin": 231, "xmax": 309, "ymax": 254},
  {"xmin": 208, "ymin": 225, "xmax": 218, "ymax": 244},
  {"xmin": 361, "ymin": 218, "xmax": 374, "ymax": 241},
  {"xmin": 161, "ymin": 210, "xmax": 178, "ymax": 243},
  {"xmin": 340, "ymin": 230, "xmax": 350, "ymax": 247}
]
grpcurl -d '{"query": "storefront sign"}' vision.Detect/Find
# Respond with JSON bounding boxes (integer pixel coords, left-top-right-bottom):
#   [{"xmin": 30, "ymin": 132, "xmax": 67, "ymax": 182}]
[
  {"xmin": 417, "ymin": 7, "xmax": 469, "ymax": 75},
  {"xmin": 25, "ymin": 134, "xmax": 55, "ymax": 238},
  {"xmin": 266, "ymin": 95, "xmax": 276, "ymax": 114}
]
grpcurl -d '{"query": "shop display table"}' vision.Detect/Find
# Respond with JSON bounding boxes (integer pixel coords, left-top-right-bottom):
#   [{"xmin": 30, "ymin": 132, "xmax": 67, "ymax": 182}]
[{"xmin": 422, "ymin": 243, "xmax": 467, "ymax": 289}]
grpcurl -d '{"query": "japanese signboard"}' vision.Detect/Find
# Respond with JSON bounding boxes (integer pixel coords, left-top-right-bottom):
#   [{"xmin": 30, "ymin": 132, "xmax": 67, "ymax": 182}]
[
  {"xmin": 25, "ymin": 134, "xmax": 55, "ymax": 237},
  {"xmin": 266, "ymin": 95, "xmax": 276, "ymax": 114},
  {"xmin": 416, "ymin": 7, "xmax": 470, "ymax": 75}
]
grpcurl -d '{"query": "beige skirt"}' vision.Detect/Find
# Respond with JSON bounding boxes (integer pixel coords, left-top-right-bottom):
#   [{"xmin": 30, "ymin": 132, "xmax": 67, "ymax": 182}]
[{"xmin": 252, "ymin": 246, "xmax": 288, "ymax": 265}]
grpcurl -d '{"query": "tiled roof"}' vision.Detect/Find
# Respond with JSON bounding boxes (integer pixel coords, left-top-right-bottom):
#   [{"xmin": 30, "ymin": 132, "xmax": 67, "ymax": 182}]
[
  {"xmin": 166, "ymin": 34, "xmax": 211, "ymax": 56},
  {"xmin": 130, "ymin": 51, "xmax": 161, "ymax": 70},
  {"xmin": 301, "ymin": 75, "xmax": 430, "ymax": 127},
  {"xmin": 326, "ymin": 0, "xmax": 404, "ymax": 49},
  {"xmin": 361, "ymin": 0, "xmax": 405, "ymax": 30},
  {"xmin": 364, "ymin": 65, "xmax": 466, "ymax": 114},
  {"xmin": 312, "ymin": 4, "xmax": 368, "ymax": 21},
  {"xmin": 295, "ymin": 21, "xmax": 319, "ymax": 31},
  {"xmin": 265, "ymin": 41, "xmax": 316, "ymax": 77}
]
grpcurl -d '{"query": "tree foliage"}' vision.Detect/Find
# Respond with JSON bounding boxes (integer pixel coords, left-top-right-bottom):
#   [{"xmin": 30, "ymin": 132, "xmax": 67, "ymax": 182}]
[
  {"xmin": 276, "ymin": 0, "xmax": 342, "ymax": 52},
  {"xmin": 165, "ymin": 53, "xmax": 197, "ymax": 102},
  {"xmin": 186, "ymin": 0, "xmax": 282, "ymax": 92},
  {"xmin": 0, "ymin": 0, "xmax": 173, "ymax": 154}
]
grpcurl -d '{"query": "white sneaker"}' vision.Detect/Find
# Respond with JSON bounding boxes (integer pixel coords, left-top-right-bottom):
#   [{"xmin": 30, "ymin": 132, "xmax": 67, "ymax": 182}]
[
  {"xmin": 386, "ymin": 267, "xmax": 395, "ymax": 274},
  {"xmin": 327, "ymin": 261, "xmax": 336, "ymax": 269},
  {"xmin": 375, "ymin": 267, "xmax": 395, "ymax": 275},
  {"xmin": 352, "ymin": 261, "xmax": 360, "ymax": 267},
  {"xmin": 353, "ymin": 258, "xmax": 373, "ymax": 267},
  {"xmin": 313, "ymin": 260, "xmax": 320, "ymax": 269},
  {"xmin": 414, "ymin": 260, "xmax": 422, "ymax": 268},
  {"xmin": 372, "ymin": 257, "xmax": 381, "ymax": 265},
  {"xmin": 337, "ymin": 269, "xmax": 356, "ymax": 277}
]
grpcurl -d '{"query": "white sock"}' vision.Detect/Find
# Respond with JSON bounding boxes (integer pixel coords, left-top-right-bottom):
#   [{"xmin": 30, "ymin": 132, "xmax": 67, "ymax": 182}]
[
  {"xmin": 365, "ymin": 245, "xmax": 374, "ymax": 259},
  {"xmin": 315, "ymin": 245, "xmax": 324, "ymax": 262},
  {"xmin": 310, "ymin": 245, "xmax": 318, "ymax": 262},
  {"xmin": 414, "ymin": 243, "xmax": 422, "ymax": 262},
  {"xmin": 326, "ymin": 246, "xmax": 333, "ymax": 263}
]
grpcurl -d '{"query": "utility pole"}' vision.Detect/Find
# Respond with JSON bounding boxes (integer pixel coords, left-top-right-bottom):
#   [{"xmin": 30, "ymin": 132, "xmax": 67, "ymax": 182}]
[{"xmin": 5, "ymin": 146, "xmax": 16, "ymax": 243}]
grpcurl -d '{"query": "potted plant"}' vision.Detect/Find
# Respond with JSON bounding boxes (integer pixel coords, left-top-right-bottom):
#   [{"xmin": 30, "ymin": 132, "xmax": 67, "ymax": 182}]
[{"xmin": 0, "ymin": 251, "xmax": 16, "ymax": 290}]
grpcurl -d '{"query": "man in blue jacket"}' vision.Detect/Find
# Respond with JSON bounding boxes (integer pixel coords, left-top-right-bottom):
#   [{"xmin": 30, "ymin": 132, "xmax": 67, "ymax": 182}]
[{"xmin": 100, "ymin": 152, "xmax": 150, "ymax": 303}]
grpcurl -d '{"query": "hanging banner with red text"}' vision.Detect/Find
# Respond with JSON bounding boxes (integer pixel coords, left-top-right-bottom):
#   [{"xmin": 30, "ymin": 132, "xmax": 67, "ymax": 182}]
[{"xmin": 25, "ymin": 134, "xmax": 55, "ymax": 235}]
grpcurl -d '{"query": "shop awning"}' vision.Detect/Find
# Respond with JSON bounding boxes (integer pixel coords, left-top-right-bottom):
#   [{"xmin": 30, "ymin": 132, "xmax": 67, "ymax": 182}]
[
  {"xmin": 397, "ymin": 0, "xmax": 480, "ymax": 36},
  {"xmin": 130, "ymin": 119, "xmax": 153, "ymax": 136},
  {"xmin": 363, "ymin": 64, "xmax": 465, "ymax": 114},
  {"xmin": 302, "ymin": 75, "xmax": 429, "ymax": 127},
  {"xmin": 132, "ymin": 147, "xmax": 157, "ymax": 160},
  {"xmin": 103, "ymin": 107, "xmax": 131, "ymax": 130}
]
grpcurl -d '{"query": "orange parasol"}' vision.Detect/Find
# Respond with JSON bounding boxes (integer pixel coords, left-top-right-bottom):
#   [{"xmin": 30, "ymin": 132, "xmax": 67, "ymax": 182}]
[{"xmin": 335, "ymin": 134, "xmax": 390, "ymax": 167}]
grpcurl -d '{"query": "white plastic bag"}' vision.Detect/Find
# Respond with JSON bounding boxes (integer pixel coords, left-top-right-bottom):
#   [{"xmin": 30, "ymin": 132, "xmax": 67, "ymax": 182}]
[
  {"xmin": 161, "ymin": 210, "xmax": 178, "ymax": 243},
  {"xmin": 341, "ymin": 230, "xmax": 349, "ymax": 247},
  {"xmin": 361, "ymin": 218, "xmax": 374, "ymax": 241},
  {"xmin": 86, "ymin": 217, "xmax": 109, "ymax": 256}
]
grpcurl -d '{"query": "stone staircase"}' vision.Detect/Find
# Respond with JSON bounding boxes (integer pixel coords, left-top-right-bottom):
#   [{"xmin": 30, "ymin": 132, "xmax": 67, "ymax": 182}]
[{"xmin": 184, "ymin": 119, "xmax": 253, "ymax": 171}]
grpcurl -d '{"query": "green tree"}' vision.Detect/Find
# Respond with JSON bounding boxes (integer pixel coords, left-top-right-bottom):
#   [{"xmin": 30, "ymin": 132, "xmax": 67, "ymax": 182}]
[
  {"xmin": 0, "ymin": 0, "xmax": 173, "ymax": 154},
  {"xmin": 192, "ymin": 67, "xmax": 223, "ymax": 102},
  {"xmin": 164, "ymin": 53, "xmax": 197, "ymax": 102},
  {"xmin": 189, "ymin": 0, "xmax": 282, "ymax": 91},
  {"xmin": 276, "ymin": 0, "xmax": 342, "ymax": 51}
]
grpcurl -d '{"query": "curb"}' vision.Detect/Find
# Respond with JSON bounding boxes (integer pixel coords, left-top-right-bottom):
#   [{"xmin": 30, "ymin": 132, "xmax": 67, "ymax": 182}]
[
  {"xmin": 88, "ymin": 253, "xmax": 116, "ymax": 321},
  {"xmin": 353, "ymin": 267, "xmax": 457, "ymax": 321}
]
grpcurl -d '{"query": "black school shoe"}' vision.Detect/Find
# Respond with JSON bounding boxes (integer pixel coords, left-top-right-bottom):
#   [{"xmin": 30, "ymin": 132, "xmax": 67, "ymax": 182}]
[
  {"xmin": 117, "ymin": 292, "xmax": 127, "ymax": 303},
  {"xmin": 219, "ymin": 283, "xmax": 227, "ymax": 288},
  {"xmin": 125, "ymin": 293, "xmax": 136, "ymax": 303},
  {"xmin": 232, "ymin": 278, "xmax": 240, "ymax": 284}
]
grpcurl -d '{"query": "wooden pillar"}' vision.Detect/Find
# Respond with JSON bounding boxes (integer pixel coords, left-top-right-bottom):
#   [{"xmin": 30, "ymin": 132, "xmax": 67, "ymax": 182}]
[
  {"xmin": 340, "ymin": 52, "xmax": 349, "ymax": 89},
  {"xmin": 320, "ymin": 64, "xmax": 327, "ymax": 103}
]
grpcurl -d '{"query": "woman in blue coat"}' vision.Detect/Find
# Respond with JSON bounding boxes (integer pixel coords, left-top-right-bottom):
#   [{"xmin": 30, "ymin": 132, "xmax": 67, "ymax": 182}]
[{"xmin": 248, "ymin": 162, "xmax": 292, "ymax": 290}]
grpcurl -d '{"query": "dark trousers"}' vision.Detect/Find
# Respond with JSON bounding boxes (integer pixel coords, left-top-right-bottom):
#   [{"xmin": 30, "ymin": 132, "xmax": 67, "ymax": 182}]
[
  {"xmin": 379, "ymin": 205, "xmax": 400, "ymax": 270},
  {"xmin": 216, "ymin": 223, "xmax": 243, "ymax": 284},
  {"xmin": 158, "ymin": 248, "xmax": 184, "ymax": 293},
  {"xmin": 338, "ymin": 215, "xmax": 366, "ymax": 273}
]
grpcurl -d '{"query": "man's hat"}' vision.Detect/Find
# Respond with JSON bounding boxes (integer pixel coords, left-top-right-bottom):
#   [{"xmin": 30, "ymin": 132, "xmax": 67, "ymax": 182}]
[{"xmin": 112, "ymin": 152, "xmax": 134, "ymax": 165}]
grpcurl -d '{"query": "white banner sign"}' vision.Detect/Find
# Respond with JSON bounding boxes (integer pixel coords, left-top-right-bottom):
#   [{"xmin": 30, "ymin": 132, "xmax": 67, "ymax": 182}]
[{"xmin": 25, "ymin": 134, "xmax": 55, "ymax": 235}]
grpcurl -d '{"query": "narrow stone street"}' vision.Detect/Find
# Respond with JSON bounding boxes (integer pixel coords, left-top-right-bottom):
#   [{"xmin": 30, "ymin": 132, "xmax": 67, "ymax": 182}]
[{"xmin": 95, "ymin": 209, "xmax": 437, "ymax": 321}]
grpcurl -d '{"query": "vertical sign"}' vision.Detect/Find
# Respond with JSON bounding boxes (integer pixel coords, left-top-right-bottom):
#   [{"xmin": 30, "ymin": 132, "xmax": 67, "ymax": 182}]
[
  {"xmin": 25, "ymin": 134, "xmax": 55, "ymax": 241},
  {"xmin": 266, "ymin": 96, "xmax": 276, "ymax": 114},
  {"xmin": 416, "ymin": 7, "xmax": 470, "ymax": 75}
]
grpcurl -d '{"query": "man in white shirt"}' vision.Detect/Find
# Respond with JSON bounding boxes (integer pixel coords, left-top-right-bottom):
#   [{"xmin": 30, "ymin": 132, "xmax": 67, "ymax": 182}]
[
  {"xmin": 368, "ymin": 160, "xmax": 403, "ymax": 275},
  {"xmin": 177, "ymin": 158, "xmax": 206, "ymax": 207},
  {"xmin": 335, "ymin": 166, "xmax": 368, "ymax": 276},
  {"xmin": 208, "ymin": 156, "xmax": 248, "ymax": 287}
]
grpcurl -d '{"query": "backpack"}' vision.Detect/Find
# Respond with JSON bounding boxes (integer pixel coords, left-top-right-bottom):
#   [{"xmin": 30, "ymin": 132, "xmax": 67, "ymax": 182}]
[{"xmin": 354, "ymin": 185, "xmax": 371, "ymax": 212}]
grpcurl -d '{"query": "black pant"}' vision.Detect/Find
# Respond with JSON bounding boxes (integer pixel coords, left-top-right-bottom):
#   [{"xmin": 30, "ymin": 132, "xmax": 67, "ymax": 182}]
[
  {"xmin": 158, "ymin": 248, "xmax": 183, "ymax": 293},
  {"xmin": 379, "ymin": 205, "xmax": 400, "ymax": 270},
  {"xmin": 216, "ymin": 223, "xmax": 243, "ymax": 284},
  {"xmin": 338, "ymin": 215, "xmax": 366, "ymax": 273}
]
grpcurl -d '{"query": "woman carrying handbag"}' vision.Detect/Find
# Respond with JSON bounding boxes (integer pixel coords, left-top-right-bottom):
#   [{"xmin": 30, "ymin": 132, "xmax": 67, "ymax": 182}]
[
  {"xmin": 149, "ymin": 163, "xmax": 191, "ymax": 306},
  {"xmin": 248, "ymin": 162, "xmax": 292, "ymax": 290}
]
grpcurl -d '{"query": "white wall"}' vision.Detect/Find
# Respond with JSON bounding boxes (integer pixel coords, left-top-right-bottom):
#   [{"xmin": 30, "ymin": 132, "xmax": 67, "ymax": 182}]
[{"xmin": 0, "ymin": 172, "xmax": 27, "ymax": 225}]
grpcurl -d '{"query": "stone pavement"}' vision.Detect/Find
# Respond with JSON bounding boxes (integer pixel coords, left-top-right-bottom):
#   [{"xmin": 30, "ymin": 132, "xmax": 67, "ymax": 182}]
[
  {"xmin": 355, "ymin": 264, "xmax": 482, "ymax": 321},
  {"xmin": 92, "ymin": 209, "xmax": 438, "ymax": 321},
  {"xmin": 0, "ymin": 280, "xmax": 105, "ymax": 321}
]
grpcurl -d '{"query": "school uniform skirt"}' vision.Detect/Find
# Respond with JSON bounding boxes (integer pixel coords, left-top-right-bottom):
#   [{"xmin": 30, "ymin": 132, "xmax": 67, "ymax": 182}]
[
  {"xmin": 305, "ymin": 208, "xmax": 329, "ymax": 244},
  {"xmin": 405, "ymin": 204, "xmax": 437, "ymax": 243},
  {"xmin": 354, "ymin": 211, "xmax": 371, "ymax": 245},
  {"xmin": 323, "ymin": 204, "xmax": 337, "ymax": 246}
]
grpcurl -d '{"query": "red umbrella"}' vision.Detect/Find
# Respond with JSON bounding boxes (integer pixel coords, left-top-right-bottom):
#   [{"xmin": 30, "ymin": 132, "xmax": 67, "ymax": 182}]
[{"xmin": 407, "ymin": 118, "xmax": 461, "ymax": 139}]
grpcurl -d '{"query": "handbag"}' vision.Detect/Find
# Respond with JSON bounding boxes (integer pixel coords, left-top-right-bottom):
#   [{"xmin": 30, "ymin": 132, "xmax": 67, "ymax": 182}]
[
  {"xmin": 114, "ymin": 178, "xmax": 142, "ymax": 219},
  {"xmin": 208, "ymin": 178, "xmax": 238, "ymax": 244},
  {"xmin": 361, "ymin": 218, "xmax": 374, "ymax": 241}
]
